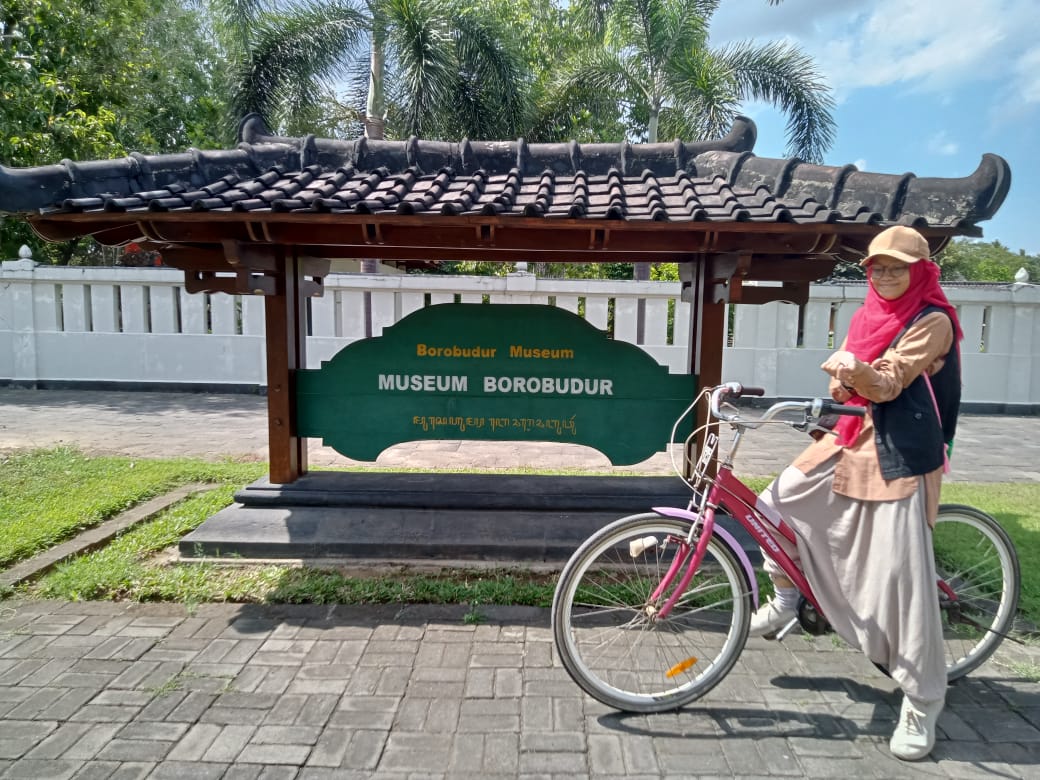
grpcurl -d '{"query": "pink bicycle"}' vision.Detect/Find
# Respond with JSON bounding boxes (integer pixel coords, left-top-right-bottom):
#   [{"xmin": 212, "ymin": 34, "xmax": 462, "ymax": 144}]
[{"xmin": 551, "ymin": 382, "xmax": 1021, "ymax": 712}]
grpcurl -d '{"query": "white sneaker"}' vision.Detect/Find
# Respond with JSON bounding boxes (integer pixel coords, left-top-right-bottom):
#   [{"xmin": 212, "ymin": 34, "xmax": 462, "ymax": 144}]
[
  {"xmin": 748, "ymin": 599, "xmax": 797, "ymax": 638},
  {"xmin": 889, "ymin": 695, "xmax": 944, "ymax": 761}
]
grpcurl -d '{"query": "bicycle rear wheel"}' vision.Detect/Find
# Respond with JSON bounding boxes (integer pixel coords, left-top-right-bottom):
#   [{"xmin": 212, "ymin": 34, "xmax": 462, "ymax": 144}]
[
  {"xmin": 934, "ymin": 504, "xmax": 1020, "ymax": 681},
  {"xmin": 551, "ymin": 513, "xmax": 752, "ymax": 712}
]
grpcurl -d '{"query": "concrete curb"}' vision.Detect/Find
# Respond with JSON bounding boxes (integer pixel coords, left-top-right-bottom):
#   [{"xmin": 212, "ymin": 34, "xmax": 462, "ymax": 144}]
[{"xmin": 0, "ymin": 482, "xmax": 214, "ymax": 588}]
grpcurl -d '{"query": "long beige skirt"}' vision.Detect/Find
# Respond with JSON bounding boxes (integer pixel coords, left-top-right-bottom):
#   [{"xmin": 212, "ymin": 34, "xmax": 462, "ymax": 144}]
[{"xmin": 757, "ymin": 459, "xmax": 947, "ymax": 704}]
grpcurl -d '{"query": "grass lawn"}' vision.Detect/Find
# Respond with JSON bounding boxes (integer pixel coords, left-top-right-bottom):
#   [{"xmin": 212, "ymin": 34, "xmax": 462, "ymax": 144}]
[
  {"xmin": 0, "ymin": 447, "xmax": 264, "ymax": 568},
  {"xmin": 2, "ymin": 448, "xmax": 1038, "ymax": 631}
]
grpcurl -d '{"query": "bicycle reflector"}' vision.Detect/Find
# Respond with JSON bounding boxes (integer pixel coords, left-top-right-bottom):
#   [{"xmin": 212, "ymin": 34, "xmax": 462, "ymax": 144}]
[{"xmin": 666, "ymin": 657, "xmax": 699, "ymax": 678}]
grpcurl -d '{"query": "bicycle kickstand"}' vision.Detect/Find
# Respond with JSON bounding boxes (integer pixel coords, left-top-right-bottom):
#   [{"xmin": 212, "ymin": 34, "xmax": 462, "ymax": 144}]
[{"xmin": 772, "ymin": 616, "xmax": 800, "ymax": 642}]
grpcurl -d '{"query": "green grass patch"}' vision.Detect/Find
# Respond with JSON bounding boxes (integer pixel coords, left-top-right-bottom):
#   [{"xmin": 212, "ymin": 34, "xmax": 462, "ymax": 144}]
[
  {"xmin": 942, "ymin": 484, "xmax": 1040, "ymax": 626},
  {"xmin": 4, "ymin": 449, "xmax": 1039, "ymax": 632},
  {"xmin": 29, "ymin": 485, "xmax": 557, "ymax": 605},
  {"xmin": 0, "ymin": 447, "xmax": 264, "ymax": 568}
]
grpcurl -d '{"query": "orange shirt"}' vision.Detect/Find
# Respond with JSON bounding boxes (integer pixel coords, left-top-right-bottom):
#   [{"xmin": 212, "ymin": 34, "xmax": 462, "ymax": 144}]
[{"xmin": 792, "ymin": 311, "xmax": 954, "ymax": 525}]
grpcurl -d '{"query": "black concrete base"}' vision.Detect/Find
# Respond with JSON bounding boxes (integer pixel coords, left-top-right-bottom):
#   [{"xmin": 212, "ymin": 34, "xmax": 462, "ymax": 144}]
[{"xmin": 180, "ymin": 472, "xmax": 759, "ymax": 564}]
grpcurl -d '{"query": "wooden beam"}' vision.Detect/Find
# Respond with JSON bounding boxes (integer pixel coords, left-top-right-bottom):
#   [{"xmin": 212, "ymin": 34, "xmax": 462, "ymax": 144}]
[
  {"xmin": 741, "ymin": 257, "xmax": 837, "ymax": 282},
  {"xmin": 28, "ymin": 211, "xmax": 948, "ymax": 257},
  {"xmin": 263, "ymin": 247, "xmax": 308, "ymax": 483}
]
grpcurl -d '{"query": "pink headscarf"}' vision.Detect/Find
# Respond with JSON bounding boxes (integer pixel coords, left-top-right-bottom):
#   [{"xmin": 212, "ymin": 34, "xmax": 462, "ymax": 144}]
[{"xmin": 833, "ymin": 260, "xmax": 962, "ymax": 446}]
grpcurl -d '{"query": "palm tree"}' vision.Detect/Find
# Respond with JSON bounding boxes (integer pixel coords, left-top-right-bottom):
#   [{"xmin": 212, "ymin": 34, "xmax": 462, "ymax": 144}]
[
  {"xmin": 559, "ymin": 0, "xmax": 834, "ymax": 332},
  {"xmin": 209, "ymin": 0, "xmax": 529, "ymax": 142},
  {"xmin": 561, "ymin": 0, "xmax": 834, "ymax": 161},
  {"xmin": 208, "ymin": 0, "xmax": 533, "ymax": 324},
  {"xmin": 210, "ymin": 0, "xmax": 366, "ymax": 136}
]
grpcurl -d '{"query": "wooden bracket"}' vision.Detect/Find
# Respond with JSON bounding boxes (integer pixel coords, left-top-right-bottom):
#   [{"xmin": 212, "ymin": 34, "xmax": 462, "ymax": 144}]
[
  {"xmin": 588, "ymin": 227, "xmax": 609, "ymax": 250},
  {"xmin": 708, "ymin": 251, "xmax": 753, "ymax": 303},
  {"xmin": 172, "ymin": 242, "xmax": 332, "ymax": 296},
  {"xmin": 477, "ymin": 223, "xmax": 496, "ymax": 246}
]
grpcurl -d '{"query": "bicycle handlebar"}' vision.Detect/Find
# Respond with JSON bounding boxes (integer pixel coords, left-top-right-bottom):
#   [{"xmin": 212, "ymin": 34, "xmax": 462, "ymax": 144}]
[
  {"xmin": 669, "ymin": 382, "xmax": 865, "ymax": 481},
  {"xmin": 708, "ymin": 383, "xmax": 866, "ymax": 427},
  {"xmin": 818, "ymin": 401, "xmax": 866, "ymax": 418}
]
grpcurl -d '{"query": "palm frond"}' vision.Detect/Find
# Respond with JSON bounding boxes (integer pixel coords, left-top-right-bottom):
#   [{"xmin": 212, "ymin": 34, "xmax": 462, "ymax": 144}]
[
  {"xmin": 447, "ymin": 1, "xmax": 530, "ymax": 139},
  {"xmin": 383, "ymin": 0, "xmax": 455, "ymax": 138},
  {"xmin": 715, "ymin": 40, "xmax": 835, "ymax": 162},
  {"xmin": 569, "ymin": 0, "xmax": 616, "ymax": 41},
  {"xmin": 561, "ymin": 44, "xmax": 651, "ymax": 108},
  {"xmin": 660, "ymin": 48, "xmax": 739, "ymax": 140},
  {"xmin": 228, "ymin": 1, "xmax": 366, "ymax": 131},
  {"xmin": 208, "ymin": 0, "xmax": 272, "ymax": 53}
]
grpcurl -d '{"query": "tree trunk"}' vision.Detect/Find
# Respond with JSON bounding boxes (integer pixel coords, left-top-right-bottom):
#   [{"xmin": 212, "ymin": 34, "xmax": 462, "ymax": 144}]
[
  {"xmin": 361, "ymin": 9, "xmax": 387, "ymax": 333},
  {"xmin": 634, "ymin": 105, "xmax": 662, "ymax": 342},
  {"xmin": 364, "ymin": 11, "xmax": 386, "ymax": 142}
]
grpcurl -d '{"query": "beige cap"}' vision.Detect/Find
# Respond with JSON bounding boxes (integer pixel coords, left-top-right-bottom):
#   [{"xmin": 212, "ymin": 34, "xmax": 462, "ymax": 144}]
[{"xmin": 860, "ymin": 225, "xmax": 930, "ymax": 266}]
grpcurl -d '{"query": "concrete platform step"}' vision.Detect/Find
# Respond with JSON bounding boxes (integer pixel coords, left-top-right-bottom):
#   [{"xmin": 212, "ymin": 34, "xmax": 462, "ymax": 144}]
[
  {"xmin": 235, "ymin": 471, "xmax": 694, "ymax": 511},
  {"xmin": 185, "ymin": 473, "xmax": 759, "ymax": 564},
  {"xmin": 181, "ymin": 505, "xmax": 631, "ymax": 562}
]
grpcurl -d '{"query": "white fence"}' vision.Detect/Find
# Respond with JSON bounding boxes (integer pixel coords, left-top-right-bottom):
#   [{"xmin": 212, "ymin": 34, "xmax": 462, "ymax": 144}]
[{"xmin": 2, "ymin": 258, "xmax": 1038, "ymax": 407}]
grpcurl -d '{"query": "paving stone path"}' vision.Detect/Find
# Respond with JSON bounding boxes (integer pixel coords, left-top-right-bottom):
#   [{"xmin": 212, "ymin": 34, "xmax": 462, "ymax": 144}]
[
  {"xmin": 1, "ymin": 389, "xmax": 1038, "ymax": 777},
  {"xmin": 1, "ymin": 600, "xmax": 1039, "ymax": 778}
]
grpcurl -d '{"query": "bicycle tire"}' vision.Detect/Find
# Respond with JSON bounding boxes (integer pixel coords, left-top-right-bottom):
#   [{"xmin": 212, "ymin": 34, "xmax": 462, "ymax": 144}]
[
  {"xmin": 551, "ymin": 513, "xmax": 752, "ymax": 712},
  {"xmin": 934, "ymin": 504, "xmax": 1020, "ymax": 681}
]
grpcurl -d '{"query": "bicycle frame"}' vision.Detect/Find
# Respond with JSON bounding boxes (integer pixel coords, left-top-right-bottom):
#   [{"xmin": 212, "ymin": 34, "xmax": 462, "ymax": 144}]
[
  {"xmin": 651, "ymin": 465, "xmax": 820, "ymax": 622},
  {"xmin": 645, "ymin": 389, "xmax": 843, "ymax": 623}
]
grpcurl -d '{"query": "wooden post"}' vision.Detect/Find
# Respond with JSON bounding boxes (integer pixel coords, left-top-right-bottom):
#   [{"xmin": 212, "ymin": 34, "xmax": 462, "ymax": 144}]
[
  {"xmin": 682, "ymin": 256, "xmax": 727, "ymax": 476},
  {"xmin": 264, "ymin": 247, "xmax": 308, "ymax": 483}
]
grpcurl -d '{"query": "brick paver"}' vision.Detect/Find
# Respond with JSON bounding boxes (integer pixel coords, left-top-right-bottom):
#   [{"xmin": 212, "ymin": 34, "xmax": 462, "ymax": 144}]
[
  {"xmin": 1, "ymin": 600, "xmax": 1038, "ymax": 778},
  {"xmin": 1, "ymin": 389, "xmax": 1039, "ymax": 776}
]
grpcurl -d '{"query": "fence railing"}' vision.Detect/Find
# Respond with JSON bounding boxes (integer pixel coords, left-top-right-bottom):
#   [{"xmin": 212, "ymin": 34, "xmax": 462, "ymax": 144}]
[{"xmin": 2, "ymin": 258, "xmax": 1038, "ymax": 407}]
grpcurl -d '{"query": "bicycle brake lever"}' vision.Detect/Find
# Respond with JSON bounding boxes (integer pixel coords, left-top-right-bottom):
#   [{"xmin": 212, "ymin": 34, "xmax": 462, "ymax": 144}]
[{"xmin": 806, "ymin": 424, "xmax": 838, "ymax": 437}]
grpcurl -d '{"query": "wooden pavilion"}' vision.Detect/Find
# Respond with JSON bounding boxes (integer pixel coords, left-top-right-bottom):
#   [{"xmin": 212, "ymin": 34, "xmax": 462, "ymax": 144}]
[{"xmin": 0, "ymin": 115, "xmax": 1011, "ymax": 488}]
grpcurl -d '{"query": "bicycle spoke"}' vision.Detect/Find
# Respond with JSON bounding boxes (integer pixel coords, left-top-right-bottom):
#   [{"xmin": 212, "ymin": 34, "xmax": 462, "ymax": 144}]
[
  {"xmin": 934, "ymin": 506, "xmax": 1020, "ymax": 681},
  {"xmin": 553, "ymin": 516, "xmax": 751, "ymax": 711}
]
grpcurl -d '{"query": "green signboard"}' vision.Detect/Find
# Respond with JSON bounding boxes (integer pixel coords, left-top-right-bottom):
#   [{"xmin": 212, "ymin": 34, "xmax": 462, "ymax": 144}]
[{"xmin": 295, "ymin": 303, "xmax": 696, "ymax": 465}]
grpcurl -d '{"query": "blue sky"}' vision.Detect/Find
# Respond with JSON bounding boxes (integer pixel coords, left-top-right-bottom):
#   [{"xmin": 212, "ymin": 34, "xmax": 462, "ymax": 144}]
[{"xmin": 710, "ymin": 0, "xmax": 1038, "ymax": 255}]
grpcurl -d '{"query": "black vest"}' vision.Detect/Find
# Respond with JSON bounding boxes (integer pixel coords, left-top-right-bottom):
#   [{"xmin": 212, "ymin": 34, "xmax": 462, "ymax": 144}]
[{"xmin": 871, "ymin": 307, "xmax": 961, "ymax": 480}]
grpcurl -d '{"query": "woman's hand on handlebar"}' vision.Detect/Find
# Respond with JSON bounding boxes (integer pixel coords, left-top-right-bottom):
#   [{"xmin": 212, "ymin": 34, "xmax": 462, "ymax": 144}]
[
  {"xmin": 821, "ymin": 350, "xmax": 860, "ymax": 385},
  {"xmin": 829, "ymin": 377, "xmax": 853, "ymax": 404}
]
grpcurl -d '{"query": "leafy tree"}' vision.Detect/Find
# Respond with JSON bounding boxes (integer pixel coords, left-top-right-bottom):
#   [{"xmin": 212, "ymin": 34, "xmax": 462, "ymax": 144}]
[
  {"xmin": 478, "ymin": 0, "xmax": 626, "ymax": 143},
  {"xmin": 0, "ymin": 0, "xmax": 226, "ymax": 261},
  {"xmin": 937, "ymin": 239, "xmax": 1040, "ymax": 283}
]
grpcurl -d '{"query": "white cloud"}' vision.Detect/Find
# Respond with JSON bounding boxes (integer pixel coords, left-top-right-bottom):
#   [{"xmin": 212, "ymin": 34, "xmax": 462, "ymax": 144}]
[
  {"xmin": 713, "ymin": 0, "xmax": 1037, "ymax": 98},
  {"xmin": 926, "ymin": 131, "xmax": 959, "ymax": 157},
  {"xmin": 1012, "ymin": 46, "xmax": 1040, "ymax": 106},
  {"xmin": 853, "ymin": 158, "xmax": 868, "ymax": 171}
]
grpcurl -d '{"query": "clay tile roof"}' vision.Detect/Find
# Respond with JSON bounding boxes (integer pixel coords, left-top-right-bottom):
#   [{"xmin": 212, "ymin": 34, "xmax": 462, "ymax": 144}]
[{"xmin": 0, "ymin": 114, "xmax": 1010, "ymax": 239}]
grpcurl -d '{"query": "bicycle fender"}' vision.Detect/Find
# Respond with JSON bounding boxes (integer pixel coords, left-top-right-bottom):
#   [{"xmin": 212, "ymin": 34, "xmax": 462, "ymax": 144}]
[{"xmin": 651, "ymin": 506, "xmax": 760, "ymax": 609}]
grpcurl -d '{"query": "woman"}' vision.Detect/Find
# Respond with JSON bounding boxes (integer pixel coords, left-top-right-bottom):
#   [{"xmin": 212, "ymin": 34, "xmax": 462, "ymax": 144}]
[{"xmin": 749, "ymin": 225, "xmax": 962, "ymax": 761}]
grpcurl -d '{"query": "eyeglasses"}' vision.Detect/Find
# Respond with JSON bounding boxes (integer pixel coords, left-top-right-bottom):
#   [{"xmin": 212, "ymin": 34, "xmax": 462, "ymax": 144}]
[{"xmin": 869, "ymin": 263, "xmax": 909, "ymax": 278}]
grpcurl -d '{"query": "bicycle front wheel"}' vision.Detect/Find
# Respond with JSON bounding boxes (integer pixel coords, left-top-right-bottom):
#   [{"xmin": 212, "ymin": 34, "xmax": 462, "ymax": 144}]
[
  {"xmin": 552, "ymin": 513, "xmax": 752, "ymax": 712},
  {"xmin": 934, "ymin": 504, "xmax": 1020, "ymax": 681}
]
